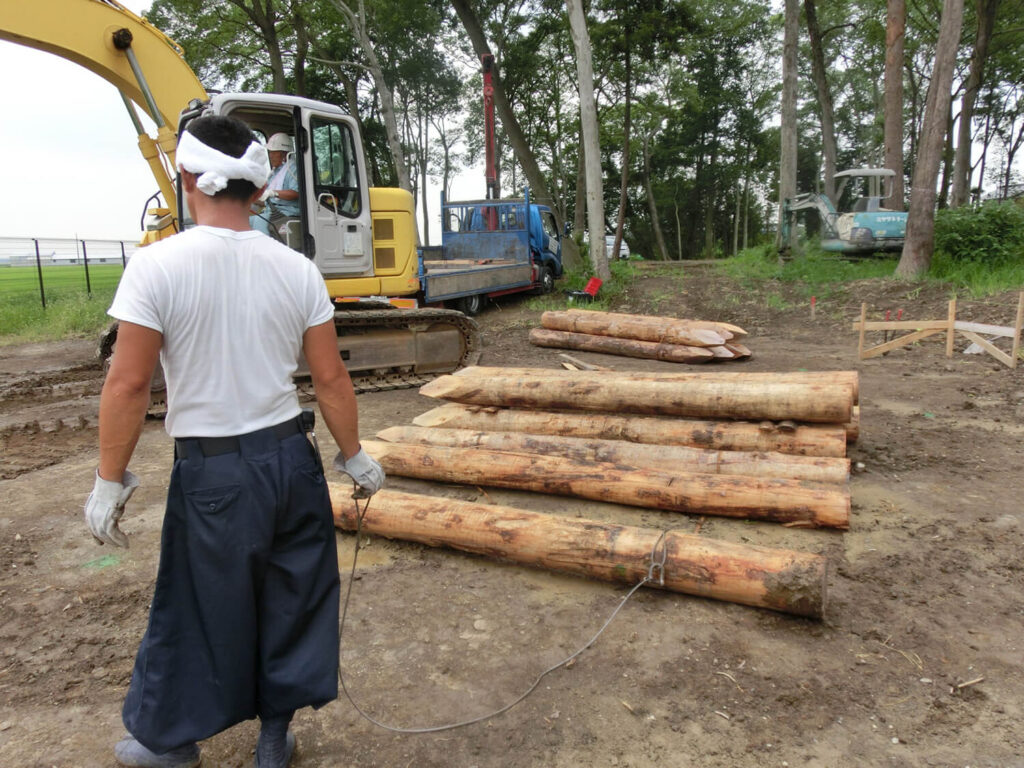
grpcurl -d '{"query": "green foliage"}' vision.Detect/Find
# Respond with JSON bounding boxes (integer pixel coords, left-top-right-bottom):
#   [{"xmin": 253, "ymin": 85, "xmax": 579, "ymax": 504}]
[
  {"xmin": 933, "ymin": 201, "xmax": 1024, "ymax": 265},
  {"xmin": 927, "ymin": 251, "xmax": 1024, "ymax": 297},
  {"xmin": 524, "ymin": 259, "xmax": 638, "ymax": 312},
  {"xmin": 719, "ymin": 245, "xmax": 898, "ymax": 294},
  {"xmin": 0, "ymin": 266, "xmax": 122, "ymax": 342}
]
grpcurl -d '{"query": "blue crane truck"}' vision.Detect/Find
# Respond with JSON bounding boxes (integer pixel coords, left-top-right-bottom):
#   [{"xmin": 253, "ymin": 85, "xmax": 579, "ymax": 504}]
[{"xmin": 419, "ymin": 188, "xmax": 564, "ymax": 315}]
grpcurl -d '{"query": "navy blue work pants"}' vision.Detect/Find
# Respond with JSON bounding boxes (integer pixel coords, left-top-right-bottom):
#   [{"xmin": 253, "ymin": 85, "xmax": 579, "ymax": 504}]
[{"xmin": 122, "ymin": 421, "xmax": 340, "ymax": 753}]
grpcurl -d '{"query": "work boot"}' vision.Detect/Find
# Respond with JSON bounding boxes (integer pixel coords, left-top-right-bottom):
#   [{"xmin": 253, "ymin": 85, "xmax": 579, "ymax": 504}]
[
  {"xmin": 254, "ymin": 713, "xmax": 296, "ymax": 768},
  {"xmin": 114, "ymin": 735, "xmax": 201, "ymax": 768}
]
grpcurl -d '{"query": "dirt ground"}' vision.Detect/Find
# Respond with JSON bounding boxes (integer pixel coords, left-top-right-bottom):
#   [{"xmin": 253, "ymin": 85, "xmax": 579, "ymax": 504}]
[{"xmin": 1, "ymin": 264, "xmax": 1023, "ymax": 768}]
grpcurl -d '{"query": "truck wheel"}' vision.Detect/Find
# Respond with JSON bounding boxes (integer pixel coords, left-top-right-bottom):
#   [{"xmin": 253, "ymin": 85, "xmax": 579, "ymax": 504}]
[
  {"xmin": 457, "ymin": 293, "xmax": 483, "ymax": 316},
  {"xmin": 540, "ymin": 266, "xmax": 555, "ymax": 294}
]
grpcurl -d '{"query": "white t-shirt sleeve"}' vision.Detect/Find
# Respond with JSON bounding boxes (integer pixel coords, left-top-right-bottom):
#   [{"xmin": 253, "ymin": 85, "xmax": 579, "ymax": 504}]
[
  {"xmin": 305, "ymin": 262, "xmax": 335, "ymax": 329},
  {"xmin": 108, "ymin": 255, "xmax": 166, "ymax": 333}
]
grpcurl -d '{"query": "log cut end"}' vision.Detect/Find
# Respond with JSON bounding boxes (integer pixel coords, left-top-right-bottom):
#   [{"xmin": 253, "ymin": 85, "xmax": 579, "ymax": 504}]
[{"xmin": 760, "ymin": 556, "xmax": 828, "ymax": 619}]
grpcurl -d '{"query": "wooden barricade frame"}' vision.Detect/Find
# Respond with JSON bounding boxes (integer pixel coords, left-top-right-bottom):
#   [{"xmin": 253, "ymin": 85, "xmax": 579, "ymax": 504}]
[{"xmin": 852, "ymin": 292, "xmax": 1024, "ymax": 369}]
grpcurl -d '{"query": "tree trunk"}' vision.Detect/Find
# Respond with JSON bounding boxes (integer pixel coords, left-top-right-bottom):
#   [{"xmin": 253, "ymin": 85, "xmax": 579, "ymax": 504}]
[
  {"xmin": 643, "ymin": 132, "xmax": 670, "ymax": 259},
  {"xmin": 612, "ymin": 43, "xmax": 632, "ymax": 264},
  {"xmin": 413, "ymin": 403, "xmax": 849, "ymax": 457},
  {"xmin": 804, "ymin": 0, "xmax": 838, "ymax": 205},
  {"xmin": 938, "ymin": 100, "xmax": 956, "ymax": 208},
  {"xmin": 777, "ymin": 0, "xmax": 800, "ymax": 251},
  {"xmin": 376, "ymin": 426, "xmax": 851, "ymax": 484},
  {"xmin": 950, "ymin": 0, "xmax": 999, "ymax": 207},
  {"xmin": 326, "ymin": 0, "xmax": 412, "ymax": 194},
  {"xmin": 574, "ymin": 135, "xmax": 587, "ymax": 233},
  {"xmin": 884, "ymin": 0, "xmax": 906, "ymax": 209},
  {"xmin": 896, "ymin": 0, "xmax": 965, "ymax": 278},
  {"xmin": 567, "ymin": 0, "xmax": 610, "ymax": 280},
  {"xmin": 331, "ymin": 489, "xmax": 828, "ymax": 617},
  {"xmin": 360, "ymin": 441, "xmax": 851, "ymax": 529},
  {"xmin": 419, "ymin": 374, "xmax": 854, "ymax": 423}
]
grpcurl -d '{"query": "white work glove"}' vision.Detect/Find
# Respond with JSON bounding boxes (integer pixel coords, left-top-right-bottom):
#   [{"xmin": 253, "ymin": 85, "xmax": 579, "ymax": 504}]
[
  {"xmin": 84, "ymin": 470, "xmax": 140, "ymax": 547},
  {"xmin": 259, "ymin": 187, "xmax": 276, "ymax": 203},
  {"xmin": 333, "ymin": 448, "xmax": 385, "ymax": 498}
]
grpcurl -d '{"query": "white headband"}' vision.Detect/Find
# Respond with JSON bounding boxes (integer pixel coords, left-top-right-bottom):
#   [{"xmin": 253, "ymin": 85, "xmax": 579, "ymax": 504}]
[{"xmin": 176, "ymin": 131, "xmax": 271, "ymax": 196}]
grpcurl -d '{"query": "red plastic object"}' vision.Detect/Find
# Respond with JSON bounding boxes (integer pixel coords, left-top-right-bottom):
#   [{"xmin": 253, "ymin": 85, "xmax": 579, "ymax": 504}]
[{"xmin": 583, "ymin": 277, "xmax": 603, "ymax": 297}]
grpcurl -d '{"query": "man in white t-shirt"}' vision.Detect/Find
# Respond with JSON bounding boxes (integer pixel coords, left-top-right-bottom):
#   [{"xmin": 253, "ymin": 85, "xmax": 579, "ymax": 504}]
[{"xmin": 84, "ymin": 114, "xmax": 384, "ymax": 768}]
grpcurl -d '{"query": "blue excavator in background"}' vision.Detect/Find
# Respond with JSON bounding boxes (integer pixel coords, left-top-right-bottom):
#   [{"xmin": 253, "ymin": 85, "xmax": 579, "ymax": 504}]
[{"xmin": 782, "ymin": 168, "xmax": 907, "ymax": 254}]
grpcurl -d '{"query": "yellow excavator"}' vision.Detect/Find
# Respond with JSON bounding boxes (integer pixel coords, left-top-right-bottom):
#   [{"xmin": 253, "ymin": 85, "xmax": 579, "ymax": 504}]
[{"xmin": 0, "ymin": 0, "xmax": 480, "ymax": 396}]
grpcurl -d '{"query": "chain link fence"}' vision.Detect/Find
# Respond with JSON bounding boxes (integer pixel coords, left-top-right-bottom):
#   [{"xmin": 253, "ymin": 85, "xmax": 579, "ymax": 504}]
[{"xmin": 0, "ymin": 237, "xmax": 138, "ymax": 308}]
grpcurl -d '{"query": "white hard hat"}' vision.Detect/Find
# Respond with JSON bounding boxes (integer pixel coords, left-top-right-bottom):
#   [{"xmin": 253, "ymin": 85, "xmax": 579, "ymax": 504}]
[{"xmin": 266, "ymin": 132, "xmax": 294, "ymax": 152}]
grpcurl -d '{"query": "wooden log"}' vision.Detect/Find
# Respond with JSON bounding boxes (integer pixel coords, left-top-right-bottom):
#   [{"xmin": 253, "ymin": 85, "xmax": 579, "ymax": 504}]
[
  {"xmin": 530, "ymin": 328, "xmax": 716, "ymax": 363},
  {"xmin": 562, "ymin": 308, "xmax": 749, "ymax": 339},
  {"xmin": 412, "ymin": 403, "xmax": 849, "ymax": 457},
  {"xmin": 420, "ymin": 373, "xmax": 854, "ymax": 423},
  {"xmin": 542, "ymin": 310, "xmax": 727, "ymax": 346},
  {"xmin": 453, "ymin": 367, "xmax": 859, "ymax": 404},
  {"xmin": 846, "ymin": 405, "xmax": 860, "ymax": 443},
  {"xmin": 331, "ymin": 488, "xmax": 828, "ymax": 618},
  {"xmin": 376, "ymin": 426, "xmax": 851, "ymax": 484},
  {"xmin": 361, "ymin": 440, "xmax": 850, "ymax": 529}
]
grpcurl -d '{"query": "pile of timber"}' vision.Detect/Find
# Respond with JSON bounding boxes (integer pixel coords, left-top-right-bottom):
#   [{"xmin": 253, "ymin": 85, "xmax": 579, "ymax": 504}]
[
  {"xmin": 530, "ymin": 309, "xmax": 751, "ymax": 363},
  {"xmin": 362, "ymin": 366, "xmax": 857, "ymax": 529},
  {"xmin": 337, "ymin": 367, "xmax": 860, "ymax": 617}
]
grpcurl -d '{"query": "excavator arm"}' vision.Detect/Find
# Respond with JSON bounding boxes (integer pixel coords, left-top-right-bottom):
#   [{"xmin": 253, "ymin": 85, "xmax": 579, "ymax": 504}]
[{"xmin": 0, "ymin": 0, "xmax": 207, "ymax": 229}]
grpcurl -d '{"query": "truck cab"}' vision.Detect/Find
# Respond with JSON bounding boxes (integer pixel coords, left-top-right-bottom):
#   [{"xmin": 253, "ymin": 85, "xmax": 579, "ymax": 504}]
[{"xmin": 420, "ymin": 188, "xmax": 563, "ymax": 314}]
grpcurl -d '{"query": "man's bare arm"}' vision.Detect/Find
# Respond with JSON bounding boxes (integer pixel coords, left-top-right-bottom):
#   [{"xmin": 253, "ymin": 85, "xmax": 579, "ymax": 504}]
[
  {"xmin": 98, "ymin": 322, "xmax": 162, "ymax": 480},
  {"xmin": 302, "ymin": 320, "xmax": 360, "ymax": 459}
]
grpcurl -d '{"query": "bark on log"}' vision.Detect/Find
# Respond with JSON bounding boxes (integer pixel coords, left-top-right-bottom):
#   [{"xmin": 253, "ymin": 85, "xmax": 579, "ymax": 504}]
[
  {"xmin": 361, "ymin": 440, "xmax": 850, "ymax": 528},
  {"xmin": 331, "ymin": 488, "xmax": 828, "ymax": 618},
  {"xmin": 412, "ymin": 404, "xmax": 848, "ymax": 457},
  {"xmin": 562, "ymin": 309, "xmax": 748, "ymax": 339},
  {"xmin": 453, "ymin": 367, "xmax": 859, "ymax": 404},
  {"xmin": 541, "ymin": 310, "xmax": 727, "ymax": 346},
  {"xmin": 420, "ymin": 373, "xmax": 854, "ymax": 423},
  {"xmin": 376, "ymin": 426, "xmax": 850, "ymax": 484},
  {"xmin": 530, "ymin": 328, "xmax": 716, "ymax": 363}
]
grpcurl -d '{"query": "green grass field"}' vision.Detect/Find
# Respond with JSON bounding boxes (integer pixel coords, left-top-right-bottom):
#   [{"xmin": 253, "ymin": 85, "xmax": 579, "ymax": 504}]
[{"xmin": 0, "ymin": 265, "xmax": 124, "ymax": 342}]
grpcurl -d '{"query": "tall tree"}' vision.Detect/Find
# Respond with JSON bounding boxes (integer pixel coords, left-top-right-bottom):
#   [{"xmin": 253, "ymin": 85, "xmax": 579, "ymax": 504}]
[
  {"xmin": 803, "ymin": 0, "xmax": 838, "ymax": 204},
  {"xmin": 950, "ymin": 0, "xmax": 1000, "ymax": 206},
  {"xmin": 778, "ymin": 0, "xmax": 800, "ymax": 252},
  {"xmin": 567, "ymin": 0, "xmax": 610, "ymax": 279},
  {"xmin": 884, "ymin": 0, "xmax": 906, "ymax": 209},
  {"xmin": 896, "ymin": 0, "xmax": 965, "ymax": 277}
]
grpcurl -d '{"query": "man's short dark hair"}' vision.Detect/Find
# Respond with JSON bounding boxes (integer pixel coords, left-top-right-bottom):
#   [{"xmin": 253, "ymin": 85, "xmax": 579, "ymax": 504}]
[{"xmin": 184, "ymin": 115, "xmax": 260, "ymax": 202}]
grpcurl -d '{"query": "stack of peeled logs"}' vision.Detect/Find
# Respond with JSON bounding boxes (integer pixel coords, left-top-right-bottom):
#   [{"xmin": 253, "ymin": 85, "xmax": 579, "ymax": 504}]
[
  {"xmin": 529, "ymin": 309, "xmax": 751, "ymax": 363},
  {"xmin": 331, "ymin": 367, "xmax": 861, "ymax": 620}
]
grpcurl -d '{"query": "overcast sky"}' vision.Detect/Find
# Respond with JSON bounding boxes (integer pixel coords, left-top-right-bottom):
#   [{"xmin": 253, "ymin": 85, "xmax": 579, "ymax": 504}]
[
  {"xmin": 0, "ymin": 0, "xmax": 482, "ymax": 244},
  {"xmin": 0, "ymin": 1, "xmax": 162, "ymax": 240}
]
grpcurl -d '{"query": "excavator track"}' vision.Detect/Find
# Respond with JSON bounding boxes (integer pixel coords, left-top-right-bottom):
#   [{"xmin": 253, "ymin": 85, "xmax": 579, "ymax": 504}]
[{"xmin": 329, "ymin": 305, "xmax": 482, "ymax": 394}]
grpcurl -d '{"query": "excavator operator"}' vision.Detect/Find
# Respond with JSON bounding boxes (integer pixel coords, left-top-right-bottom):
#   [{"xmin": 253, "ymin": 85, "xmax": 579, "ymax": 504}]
[
  {"xmin": 84, "ymin": 114, "xmax": 384, "ymax": 768},
  {"xmin": 250, "ymin": 131, "xmax": 300, "ymax": 240}
]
